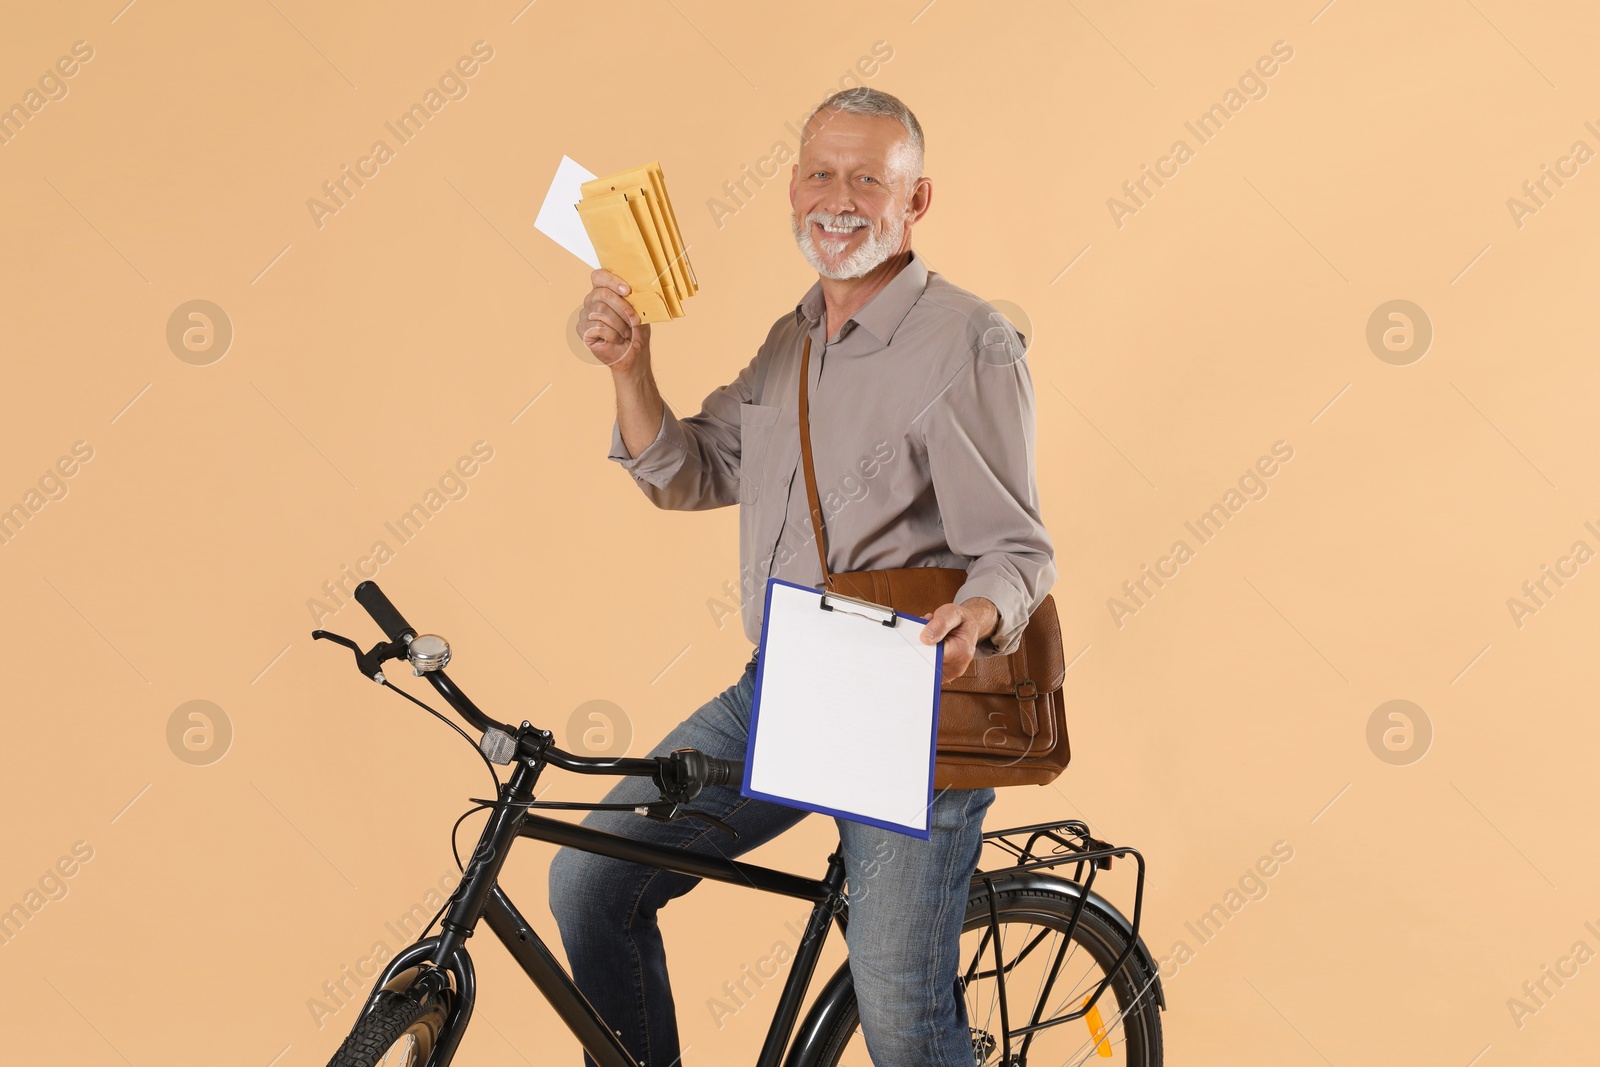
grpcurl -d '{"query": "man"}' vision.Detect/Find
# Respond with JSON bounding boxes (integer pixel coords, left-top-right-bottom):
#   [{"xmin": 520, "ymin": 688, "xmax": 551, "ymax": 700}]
[{"xmin": 550, "ymin": 87, "xmax": 1055, "ymax": 1067}]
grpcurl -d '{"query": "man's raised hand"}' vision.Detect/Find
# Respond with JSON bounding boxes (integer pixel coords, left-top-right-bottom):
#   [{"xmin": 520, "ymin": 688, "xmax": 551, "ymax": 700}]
[{"xmin": 578, "ymin": 268, "xmax": 651, "ymax": 373}]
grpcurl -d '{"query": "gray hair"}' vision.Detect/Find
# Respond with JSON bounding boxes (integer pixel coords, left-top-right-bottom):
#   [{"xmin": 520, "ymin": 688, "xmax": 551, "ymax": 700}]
[{"xmin": 801, "ymin": 87, "xmax": 925, "ymax": 183}]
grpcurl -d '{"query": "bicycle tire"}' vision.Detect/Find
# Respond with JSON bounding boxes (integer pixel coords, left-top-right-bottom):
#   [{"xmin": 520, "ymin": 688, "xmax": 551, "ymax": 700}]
[
  {"xmin": 809, "ymin": 881, "xmax": 1163, "ymax": 1067},
  {"xmin": 325, "ymin": 981, "xmax": 452, "ymax": 1067}
]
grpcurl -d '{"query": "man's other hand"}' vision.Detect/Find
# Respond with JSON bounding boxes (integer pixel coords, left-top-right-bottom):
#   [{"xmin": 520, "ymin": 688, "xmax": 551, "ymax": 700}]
[{"xmin": 920, "ymin": 597, "xmax": 1000, "ymax": 684}]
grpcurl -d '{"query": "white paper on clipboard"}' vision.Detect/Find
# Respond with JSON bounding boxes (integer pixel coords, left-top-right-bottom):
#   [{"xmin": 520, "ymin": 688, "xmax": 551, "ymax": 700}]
[{"xmin": 741, "ymin": 577, "xmax": 943, "ymax": 838}]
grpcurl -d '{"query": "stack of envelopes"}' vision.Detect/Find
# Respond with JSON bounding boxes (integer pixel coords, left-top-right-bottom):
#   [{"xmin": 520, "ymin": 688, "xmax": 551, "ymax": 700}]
[{"xmin": 575, "ymin": 162, "xmax": 698, "ymax": 323}]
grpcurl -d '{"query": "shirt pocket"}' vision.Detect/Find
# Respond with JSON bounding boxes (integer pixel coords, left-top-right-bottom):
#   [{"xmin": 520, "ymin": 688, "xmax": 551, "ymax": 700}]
[{"xmin": 738, "ymin": 402, "xmax": 781, "ymax": 505}]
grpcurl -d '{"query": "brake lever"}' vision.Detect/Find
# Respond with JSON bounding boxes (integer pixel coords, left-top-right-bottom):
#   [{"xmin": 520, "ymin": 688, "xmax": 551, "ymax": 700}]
[
  {"xmin": 311, "ymin": 629, "xmax": 408, "ymax": 683},
  {"xmin": 635, "ymin": 800, "xmax": 740, "ymax": 843}
]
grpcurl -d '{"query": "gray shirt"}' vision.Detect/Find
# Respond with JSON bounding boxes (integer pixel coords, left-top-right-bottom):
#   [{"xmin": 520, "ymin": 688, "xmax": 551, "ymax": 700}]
[{"xmin": 607, "ymin": 247, "xmax": 1056, "ymax": 657}]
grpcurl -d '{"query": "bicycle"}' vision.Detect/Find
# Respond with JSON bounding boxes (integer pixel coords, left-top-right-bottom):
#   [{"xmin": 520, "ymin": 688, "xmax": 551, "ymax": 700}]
[{"xmin": 312, "ymin": 580, "xmax": 1166, "ymax": 1066}]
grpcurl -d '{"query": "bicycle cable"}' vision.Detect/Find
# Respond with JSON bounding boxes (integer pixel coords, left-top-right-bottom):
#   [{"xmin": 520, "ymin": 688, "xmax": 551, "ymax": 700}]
[
  {"xmin": 380, "ymin": 678, "xmax": 502, "ymax": 797},
  {"xmin": 464, "ymin": 796, "xmax": 643, "ymax": 811},
  {"xmin": 373, "ymin": 678, "xmax": 503, "ymax": 946},
  {"xmin": 411, "ymin": 800, "xmax": 497, "ymax": 943},
  {"xmin": 375, "ymin": 682, "xmax": 670, "ymax": 942}
]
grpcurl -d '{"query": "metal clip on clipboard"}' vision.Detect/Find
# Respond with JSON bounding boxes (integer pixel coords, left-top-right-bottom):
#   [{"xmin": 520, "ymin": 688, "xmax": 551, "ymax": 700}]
[{"xmin": 818, "ymin": 588, "xmax": 898, "ymax": 627}]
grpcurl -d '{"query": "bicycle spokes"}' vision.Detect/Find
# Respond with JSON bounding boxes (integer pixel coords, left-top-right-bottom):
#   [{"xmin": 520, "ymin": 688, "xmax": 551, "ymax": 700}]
[
  {"xmin": 960, "ymin": 915, "xmax": 1145, "ymax": 1067},
  {"xmin": 374, "ymin": 1034, "xmax": 424, "ymax": 1067}
]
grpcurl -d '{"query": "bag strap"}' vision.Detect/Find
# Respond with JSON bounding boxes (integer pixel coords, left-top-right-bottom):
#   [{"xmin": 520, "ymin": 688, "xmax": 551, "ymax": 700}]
[{"xmin": 797, "ymin": 333, "xmax": 833, "ymax": 589}]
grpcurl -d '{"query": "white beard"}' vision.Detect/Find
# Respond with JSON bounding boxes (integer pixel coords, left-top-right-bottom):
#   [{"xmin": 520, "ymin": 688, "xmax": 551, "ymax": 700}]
[{"xmin": 792, "ymin": 208, "xmax": 906, "ymax": 280}]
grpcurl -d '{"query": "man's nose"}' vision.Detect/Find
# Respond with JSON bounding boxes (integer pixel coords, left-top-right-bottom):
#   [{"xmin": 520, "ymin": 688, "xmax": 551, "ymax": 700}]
[{"xmin": 818, "ymin": 178, "xmax": 860, "ymax": 215}]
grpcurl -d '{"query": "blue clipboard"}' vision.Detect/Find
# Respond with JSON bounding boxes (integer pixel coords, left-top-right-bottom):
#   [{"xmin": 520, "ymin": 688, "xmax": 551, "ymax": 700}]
[{"xmin": 740, "ymin": 576, "xmax": 943, "ymax": 839}]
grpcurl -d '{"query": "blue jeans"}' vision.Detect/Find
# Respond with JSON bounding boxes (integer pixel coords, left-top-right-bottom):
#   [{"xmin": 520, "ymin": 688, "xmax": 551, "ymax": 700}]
[{"xmin": 548, "ymin": 650, "xmax": 995, "ymax": 1067}]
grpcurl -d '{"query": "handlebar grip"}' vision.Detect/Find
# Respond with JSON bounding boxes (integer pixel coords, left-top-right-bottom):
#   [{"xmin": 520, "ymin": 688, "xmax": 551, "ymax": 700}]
[
  {"xmin": 665, "ymin": 748, "xmax": 744, "ymax": 797},
  {"xmin": 354, "ymin": 581, "xmax": 416, "ymax": 643},
  {"xmin": 701, "ymin": 756, "xmax": 744, "ymax": 789}
]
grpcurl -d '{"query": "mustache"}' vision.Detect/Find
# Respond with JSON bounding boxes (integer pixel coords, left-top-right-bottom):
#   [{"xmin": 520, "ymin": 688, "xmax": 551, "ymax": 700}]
[{"xmin": 803, "ymin": 211, "xmax": 872, "ymax": 228}]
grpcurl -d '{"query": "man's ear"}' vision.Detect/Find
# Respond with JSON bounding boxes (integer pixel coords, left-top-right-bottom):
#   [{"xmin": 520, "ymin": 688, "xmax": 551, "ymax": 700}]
[{"xmin": 908, "ymin": 176, "xmax": 933, "ymax": 225}]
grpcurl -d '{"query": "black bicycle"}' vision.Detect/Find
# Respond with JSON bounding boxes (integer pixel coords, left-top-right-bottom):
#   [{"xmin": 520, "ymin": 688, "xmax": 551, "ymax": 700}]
[{"xmin": 312, "ymin": 580, "xmax": 1165, "ymax": 1067}]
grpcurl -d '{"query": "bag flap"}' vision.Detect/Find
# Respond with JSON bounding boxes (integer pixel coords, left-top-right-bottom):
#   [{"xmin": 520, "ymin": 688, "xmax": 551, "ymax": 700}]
[{"xmin": 828, "ymin": 567, "xmax": 1065, "ymax": 695}]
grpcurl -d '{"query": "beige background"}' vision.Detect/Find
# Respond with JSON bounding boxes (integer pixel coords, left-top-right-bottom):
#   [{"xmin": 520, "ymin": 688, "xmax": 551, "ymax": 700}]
[{"xmin": 1, "ymin": 0, "xmax": 1595, "ymax": 1063}]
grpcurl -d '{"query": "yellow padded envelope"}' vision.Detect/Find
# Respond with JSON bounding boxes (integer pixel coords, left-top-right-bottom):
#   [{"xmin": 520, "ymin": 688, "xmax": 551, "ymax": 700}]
[
  {"xmin": 574, "ymin": 191, "xmax": 672, "ymax": 323},
  {"xmin": 582, "ymin": 164, "xmax": 695, "ymax": 302},
  {"xmin": 624, "ymin": 187, "xmax": 682, "ymax": 318},
  {"xmin": 576, "ymin": 161, "xmax": 697, "ymax": 320}
]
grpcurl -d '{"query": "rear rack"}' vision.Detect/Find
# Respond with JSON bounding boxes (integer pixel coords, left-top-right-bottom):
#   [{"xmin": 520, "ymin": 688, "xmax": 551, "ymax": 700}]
[{"xmin": 965, "ymin": 818, "xmax": 1152, "ymax": 1057}]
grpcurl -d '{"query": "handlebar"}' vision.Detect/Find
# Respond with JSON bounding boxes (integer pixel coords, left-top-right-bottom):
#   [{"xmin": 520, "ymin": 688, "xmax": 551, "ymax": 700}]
[
  {"xmin": 354, "ymin": 580, "xmax": 417, "ymax": 644},
  {"xmin": 336, "ymin": 580, "xmax": 744, "ymax": 799}
]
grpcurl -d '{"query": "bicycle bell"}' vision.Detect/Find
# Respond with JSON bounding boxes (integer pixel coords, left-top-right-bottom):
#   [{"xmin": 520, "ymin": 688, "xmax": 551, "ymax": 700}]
[{"xmin": 407, "ymin": 633, "xmax": 452, "ymax": 674}]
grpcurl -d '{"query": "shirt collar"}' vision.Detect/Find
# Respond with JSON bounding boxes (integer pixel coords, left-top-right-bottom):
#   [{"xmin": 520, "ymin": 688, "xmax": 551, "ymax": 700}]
[{"xmin": 793, "ymin": 248, "xmax": 929, "ymax": 347}]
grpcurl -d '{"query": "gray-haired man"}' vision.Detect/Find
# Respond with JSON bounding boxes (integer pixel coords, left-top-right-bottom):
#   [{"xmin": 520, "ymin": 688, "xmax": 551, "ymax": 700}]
[{"xmin": 552, "ymin": 87, "xmax": 1055, "ymax": 1067}]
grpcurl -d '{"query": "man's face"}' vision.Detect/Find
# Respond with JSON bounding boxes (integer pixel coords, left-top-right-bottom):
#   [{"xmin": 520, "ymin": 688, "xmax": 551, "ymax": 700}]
[{"xmin": 790, "ymin": 109, "xmax": 925, "ymax": 280}]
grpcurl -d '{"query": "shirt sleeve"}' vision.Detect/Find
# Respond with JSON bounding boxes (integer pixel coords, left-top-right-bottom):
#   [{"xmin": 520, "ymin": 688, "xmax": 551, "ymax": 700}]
[
  {"xmin": 914, "ymin": 332, "xmax": 1057, "ymax": 657},
  {"xmin": 607, "ymin": 349, "xmax": 762, "ymax": 511}
]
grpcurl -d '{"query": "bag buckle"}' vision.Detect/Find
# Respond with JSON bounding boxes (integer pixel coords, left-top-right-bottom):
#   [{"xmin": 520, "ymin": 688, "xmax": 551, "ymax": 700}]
[{"xmin": 1014, "ymin": 680, "xmax": 1038, "ymax": 700}]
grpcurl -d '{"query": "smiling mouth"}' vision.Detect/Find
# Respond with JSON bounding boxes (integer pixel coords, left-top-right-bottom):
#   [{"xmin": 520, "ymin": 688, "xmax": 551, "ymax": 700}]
[{"xmin": 814, "ymin": 220, "xmax": 865, "ymax": 246}]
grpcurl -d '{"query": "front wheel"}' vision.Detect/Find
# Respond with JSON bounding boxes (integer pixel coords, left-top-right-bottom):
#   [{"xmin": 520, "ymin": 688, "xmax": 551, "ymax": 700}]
[
  {"xmin": 326, "ymin": 969, "xmax": 454, "ymax": 1067},
  {"xmin": 811, "ymin": 880, "xmax": 1163, "ymax": 1066}
]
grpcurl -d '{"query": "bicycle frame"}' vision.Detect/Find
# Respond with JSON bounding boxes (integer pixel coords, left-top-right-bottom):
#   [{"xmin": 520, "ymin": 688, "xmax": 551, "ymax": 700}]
[{"xmin": 360, "ymin": 756, "xmax": 853, "ymax": 1067}]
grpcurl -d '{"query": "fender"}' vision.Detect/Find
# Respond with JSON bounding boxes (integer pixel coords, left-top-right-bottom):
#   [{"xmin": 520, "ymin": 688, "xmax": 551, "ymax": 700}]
[
  {"xmin": 360, "ymin": 935, "xmax": 477, "ymax": 1066},
  {"xmin": 783, "ymin": 872, "xmax": 1163, "ymax": 1067},
  {"xmin": 994, "ymin": 871, "xmax": 1165, "ymax": 1011}
]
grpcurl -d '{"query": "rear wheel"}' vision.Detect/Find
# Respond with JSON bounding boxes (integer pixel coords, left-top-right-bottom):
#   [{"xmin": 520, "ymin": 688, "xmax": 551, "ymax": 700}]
[
  {"xmin": 325, "ymin": 969, "xmax": 453, "ymax": 1067},
  {"xmin": 812, "ymin": 881, "xmax": 1163, "ymax": 1066}
]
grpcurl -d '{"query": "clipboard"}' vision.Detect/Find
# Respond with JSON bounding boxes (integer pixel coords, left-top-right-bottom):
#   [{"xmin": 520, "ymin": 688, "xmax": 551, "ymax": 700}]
[{"xmin": 741, "ymin": 576, "xmax": 943, "ymax": 839}]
